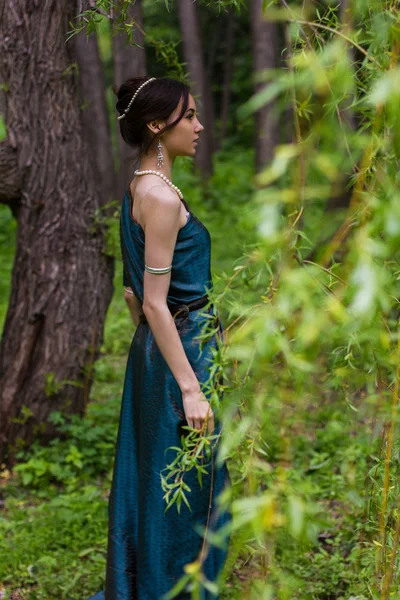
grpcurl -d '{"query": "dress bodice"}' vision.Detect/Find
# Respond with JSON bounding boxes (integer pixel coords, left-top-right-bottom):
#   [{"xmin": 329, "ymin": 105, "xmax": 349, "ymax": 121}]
[{"xmin": 120, "ymin": 190, "xmax": 213, "ymax": 306}]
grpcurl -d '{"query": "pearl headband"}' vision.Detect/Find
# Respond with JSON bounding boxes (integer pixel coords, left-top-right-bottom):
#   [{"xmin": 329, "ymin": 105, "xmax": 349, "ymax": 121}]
[{"xmin": 117, "ymin": 77, "xmax": 157, "ymax": 121}]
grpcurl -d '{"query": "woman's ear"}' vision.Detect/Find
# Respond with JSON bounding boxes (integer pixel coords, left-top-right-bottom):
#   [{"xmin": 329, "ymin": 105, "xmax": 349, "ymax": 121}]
[{"xmin": 146, "ymin": 120, "xmax": 163, "ymax": 136}]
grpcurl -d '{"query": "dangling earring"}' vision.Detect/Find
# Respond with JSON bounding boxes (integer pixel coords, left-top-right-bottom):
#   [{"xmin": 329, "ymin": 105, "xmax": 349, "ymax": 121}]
[{"xmin": 157, "ymin": 139, "xmax": 164, "ymax": 169}]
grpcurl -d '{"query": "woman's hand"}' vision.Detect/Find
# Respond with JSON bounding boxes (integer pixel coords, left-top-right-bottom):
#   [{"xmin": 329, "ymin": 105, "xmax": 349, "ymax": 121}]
[
  {"xmin": 124, "ymin": 287, "xmax": 143, "ymax": 327},
  {"xmin": 182, "ymin": 388, "xmax": 214, "ymax": 434}
]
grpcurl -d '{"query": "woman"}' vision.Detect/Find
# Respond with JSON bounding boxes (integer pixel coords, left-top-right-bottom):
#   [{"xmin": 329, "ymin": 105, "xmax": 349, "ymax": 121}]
[{"xmin": 88, "ymin": 76, "xmax": 232, "ymax": 600}]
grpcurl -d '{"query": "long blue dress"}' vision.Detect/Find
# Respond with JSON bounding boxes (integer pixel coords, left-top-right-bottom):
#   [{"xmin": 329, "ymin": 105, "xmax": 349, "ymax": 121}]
[{"xmin": 88, "ymin": 190, "xmax": 232, "ymax": 600}]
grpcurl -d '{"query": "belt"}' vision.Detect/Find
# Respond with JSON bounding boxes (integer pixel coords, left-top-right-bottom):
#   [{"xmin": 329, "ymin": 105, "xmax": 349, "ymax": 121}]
[{"xmin": 138, "ymin": 294, "xmax": 211, "ymax": 324}]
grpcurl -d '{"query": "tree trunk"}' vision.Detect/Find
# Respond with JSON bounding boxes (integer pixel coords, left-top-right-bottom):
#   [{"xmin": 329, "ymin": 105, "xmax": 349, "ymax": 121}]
[
  {"xmin": 74, "ymin": 28, "xmax": 116, "ymax": 211},
  {"xmin": 177, "ymin": 0, "xmax": 214, "ymax": 178},
  {"xmin": 0, "ymin": 0, "xmax": 114, "ymax": 466},
  {"xmin": 219, "ymin": 7, "xmax": 235, "ymax": 146},
  {"xmin": 339, "ymin": 0, "xmax": 357, "ymax": 133},
  {"xmin": 113, "ymin": 0, "xmax": 146, "ymax": 200},
  {"xmin": 250, "ymin": 0, "xmax": 280, "ymax": 172},
  {"xmin": 326, "ymin": 0, "xmax": 357, "ymax": 211}
]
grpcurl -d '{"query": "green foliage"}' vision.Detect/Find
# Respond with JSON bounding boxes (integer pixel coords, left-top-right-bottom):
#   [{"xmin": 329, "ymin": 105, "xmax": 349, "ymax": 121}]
[
  {"xmin": 12, "ymin": 400, "xmax": 118, "ymax": 491},
  {"xmin": 207, "ymin": 2, "xmax": 400, "ymax": 598},
  {"xmin": 0, "ymin": 114, "xmax": 6, "ymax": 142},
  {"xmin": 0, "ymin": 205, "xmax": 16, "ymax": 327},
  {"xmin": 0, "ymin": 487, "xmax": 108, "ymax": 599},
  {"xmin": 160, "ymin": 426, "xmax": 215, "ymax": 514}
]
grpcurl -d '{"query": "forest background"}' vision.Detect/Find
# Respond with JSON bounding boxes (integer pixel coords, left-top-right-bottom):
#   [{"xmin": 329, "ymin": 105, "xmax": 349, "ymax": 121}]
[{"xmin": 1, "ymin": 0, "xmax": 400, "ymax": 599}]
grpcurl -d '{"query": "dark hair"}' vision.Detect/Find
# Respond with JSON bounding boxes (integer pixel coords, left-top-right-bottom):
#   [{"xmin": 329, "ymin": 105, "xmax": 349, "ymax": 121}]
[{"xmin": 114, "ymin": 76, "xmax": 190, "ymax": 168}]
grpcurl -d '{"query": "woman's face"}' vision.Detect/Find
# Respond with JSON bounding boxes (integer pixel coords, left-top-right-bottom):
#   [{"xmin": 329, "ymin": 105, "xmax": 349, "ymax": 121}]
[{"xmin": 160, "ymin": 93, "xmax": 204, "ymax": 158}]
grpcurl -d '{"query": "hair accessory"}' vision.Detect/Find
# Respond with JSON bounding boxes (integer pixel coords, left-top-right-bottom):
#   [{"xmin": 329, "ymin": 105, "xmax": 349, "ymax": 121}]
[{"xmin": 117, "ymin": 77, "xmax": 157, "ymax": 121}]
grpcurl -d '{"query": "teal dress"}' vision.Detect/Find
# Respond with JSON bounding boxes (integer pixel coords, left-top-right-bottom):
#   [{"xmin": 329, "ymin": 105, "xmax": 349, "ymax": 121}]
[{"xmin": 88, "ymin": 190, "xmax": 231, "ymax": 600}]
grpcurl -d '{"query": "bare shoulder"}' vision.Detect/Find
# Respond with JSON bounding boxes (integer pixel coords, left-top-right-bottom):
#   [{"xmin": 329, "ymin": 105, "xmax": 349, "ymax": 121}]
[
  {"xmin": 144, "ymin": 183, "xmax": 180, "ymax": 205},
  {"xmin": 139, "ymin": 183, "xmax": 182, "ymax": 234},
  {"xmin": 143, "ymin": 184, "xmax": 181, "ymax": 219}
]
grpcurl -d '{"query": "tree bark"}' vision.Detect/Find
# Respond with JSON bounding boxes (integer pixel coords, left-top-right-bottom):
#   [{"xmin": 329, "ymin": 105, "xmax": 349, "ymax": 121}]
[
  {"xmin": 219, "ymin": 7, "xmax": 235, "ymax": 146},
  {"xmin": 0, "ymin": 0, "xmax": 114, "ymax": 465},
  {"xmin": 339, "ymin": 0, "xmax": 357, "ymax": 133},
  {"xmin": 177, "ymin": 0, "xmax": 214, "ymax": 178},
  {"xmin": 113, "ymin": 0, "xmax": 146, "ymax": 199},
  {"xmin": 74, "ymin": 28, "xmax": 116, "ymax": 211},
  {"xmin": 250, "ymin": 0, "xmax": 280, "ymax": 172},
  {"xmin": 326, "ymin": 0, "xmax": 357, "ymax": 211}
]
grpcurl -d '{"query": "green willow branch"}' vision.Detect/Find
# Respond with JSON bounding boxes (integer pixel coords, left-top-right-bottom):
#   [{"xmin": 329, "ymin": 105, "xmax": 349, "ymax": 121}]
[
  {"xmin": 288, "ymin": 18, "xmax": 381, "ymax": 66},
  {"xmin": 377, "ymin": 316, "xmax": 400, "ymax": 579}
]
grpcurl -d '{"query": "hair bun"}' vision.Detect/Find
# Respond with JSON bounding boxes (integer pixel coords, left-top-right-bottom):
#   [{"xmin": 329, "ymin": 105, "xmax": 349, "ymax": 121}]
[{"xmin": 116, "ymin": 98, "xmax": 125, "ymax": 114}]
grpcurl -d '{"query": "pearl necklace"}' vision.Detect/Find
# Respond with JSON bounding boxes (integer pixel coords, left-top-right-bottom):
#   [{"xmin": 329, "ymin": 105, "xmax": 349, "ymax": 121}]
[{"xmin": 134, "ymin": 169, "xmax": 183, "ymax": 200}]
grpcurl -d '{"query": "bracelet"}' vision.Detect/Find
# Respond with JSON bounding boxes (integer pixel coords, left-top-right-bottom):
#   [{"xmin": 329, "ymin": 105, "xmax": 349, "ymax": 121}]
[
  {"xmin": 124, "ymin": 287, "xmax": 135, "ymax": 294},
  {"xmin": 144, "ymin": 264, "xmax": 172, "ymax": 274}
]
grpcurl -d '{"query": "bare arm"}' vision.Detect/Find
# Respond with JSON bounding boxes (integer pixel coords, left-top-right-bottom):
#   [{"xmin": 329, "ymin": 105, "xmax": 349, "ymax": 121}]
[
  {"xmin": 140, "ymin": 185, "xmax": 213, "ymax": 433},
  {"xmin": 123, "ymin": 287, "xmax": 143, "ymax": 327}
]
